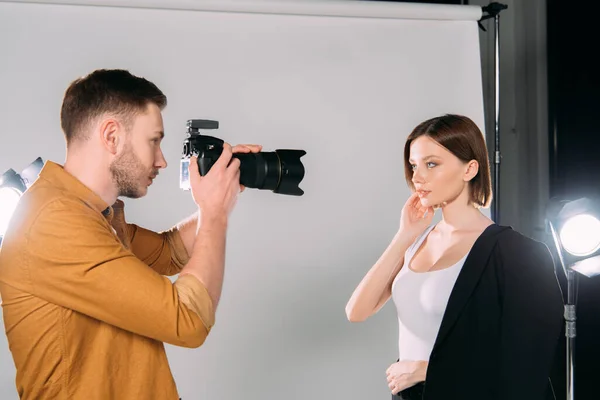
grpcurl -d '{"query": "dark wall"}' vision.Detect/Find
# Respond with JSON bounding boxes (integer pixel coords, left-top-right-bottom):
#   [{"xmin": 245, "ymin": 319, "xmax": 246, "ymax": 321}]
[
  {"xmin": 548, "ymin": 1, "xmax": 600, "ymax": 400},
  {"xmin": 548, "ymin": 1, "xmax": 600, "ymax": 201}
]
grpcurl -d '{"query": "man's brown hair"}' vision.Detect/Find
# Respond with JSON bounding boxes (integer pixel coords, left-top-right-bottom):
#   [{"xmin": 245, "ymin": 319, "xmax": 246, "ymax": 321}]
[
  {"xmin": 403, "ymin": 114, "xmax": 493, "ymax": 208},
  {"xmin": 60, "ymin": 69, "xmax": 167, "ymax": 145}
]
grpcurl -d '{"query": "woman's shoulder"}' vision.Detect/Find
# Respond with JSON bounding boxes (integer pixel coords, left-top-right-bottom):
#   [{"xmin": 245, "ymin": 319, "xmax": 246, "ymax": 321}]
[
  {"xmin": 491, "ymin": 225, "xmax": 554, "ymax": 263},
  {"xmin": 495, "ymin": 226, "xmax": 548, "ymax": 248},
  {"xmin": 414, "ymin": 223, "xmax": 436, "ymax": 243},
  {"xmin": 405, "ymin": 224, "xmax": 436, "ymax": 254}
]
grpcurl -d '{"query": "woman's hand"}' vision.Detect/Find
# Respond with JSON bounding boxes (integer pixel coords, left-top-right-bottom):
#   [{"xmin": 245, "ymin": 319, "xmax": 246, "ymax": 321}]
[
  {"xmin": 386, "ymin": 360, "xmax": 428, "ymax": 394},
  {"xmin": 399, "ymin": 192, "xmax": 434, "ymax": 241}
]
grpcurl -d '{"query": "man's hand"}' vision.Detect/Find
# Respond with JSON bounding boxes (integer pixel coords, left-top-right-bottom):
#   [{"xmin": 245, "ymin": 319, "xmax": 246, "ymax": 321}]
[
  {"xmin": 386, "ymin": 360, "xmax": 427, "ymax": 395},
  {"xmin": 231, "ymin": 144, "xmax": 262, "ymax": 192},
  {"xmin": 189, "ymin": 143, "xmax": 241, "ymax": 219}
]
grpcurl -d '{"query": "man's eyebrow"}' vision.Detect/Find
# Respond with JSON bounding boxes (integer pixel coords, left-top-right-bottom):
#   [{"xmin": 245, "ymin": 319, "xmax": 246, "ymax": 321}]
[{"xmin": 155, "ymin": 131, "xmax": 164, "ymax": 139}]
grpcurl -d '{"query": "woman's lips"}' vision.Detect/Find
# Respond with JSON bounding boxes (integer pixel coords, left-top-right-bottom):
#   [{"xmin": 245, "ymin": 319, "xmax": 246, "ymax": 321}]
[{"xmin": 416, "ymin": 190, "xmax": 431, "ymax": 198}]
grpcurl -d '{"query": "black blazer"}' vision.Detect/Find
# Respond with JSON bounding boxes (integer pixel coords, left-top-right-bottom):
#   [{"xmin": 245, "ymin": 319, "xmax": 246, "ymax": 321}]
[{"xmin": 421, "ymin": 224, "xmax": 564, "ymax": 400}]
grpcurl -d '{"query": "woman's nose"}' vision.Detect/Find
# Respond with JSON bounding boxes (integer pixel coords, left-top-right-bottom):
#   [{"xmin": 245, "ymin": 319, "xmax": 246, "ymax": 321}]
[{"xmin": 412, "ymin": 168, "xmax": 425, "ymax": 184}]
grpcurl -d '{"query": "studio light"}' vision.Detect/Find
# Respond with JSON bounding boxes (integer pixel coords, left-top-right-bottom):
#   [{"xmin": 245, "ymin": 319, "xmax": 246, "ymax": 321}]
[
  {"xmin": 547, "ymin": 197, "xmax": 600, "ymax": 277},
  {"xmin": 0, "ymin": 157, "xmax": 44, "ymax": 243},
  {"xmin": 546, "ymin": 196, "xmax": 600, "ymax": 400}
]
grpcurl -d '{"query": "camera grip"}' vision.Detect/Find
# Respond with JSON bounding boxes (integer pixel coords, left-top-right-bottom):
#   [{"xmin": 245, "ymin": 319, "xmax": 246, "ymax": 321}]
[{"xmin": 197, "ymin": 157, "xmax": 214, "ymax": 176}]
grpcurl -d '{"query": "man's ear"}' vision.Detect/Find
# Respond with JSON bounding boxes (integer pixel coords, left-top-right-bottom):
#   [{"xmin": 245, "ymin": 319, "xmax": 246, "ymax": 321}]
[
  {"xmin": 464, "ymin": 160, "xmax": 479, "ymax": 182},
  {"xmin": 99, "ymin": 118, "xmax": 122, "ymax": 155}
]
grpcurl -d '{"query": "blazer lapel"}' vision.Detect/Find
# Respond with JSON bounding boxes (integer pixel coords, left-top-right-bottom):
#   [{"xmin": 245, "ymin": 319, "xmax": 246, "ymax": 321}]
[{"xmin": 431, "ymin": 224, "xmax": 511, "ymax": 351}]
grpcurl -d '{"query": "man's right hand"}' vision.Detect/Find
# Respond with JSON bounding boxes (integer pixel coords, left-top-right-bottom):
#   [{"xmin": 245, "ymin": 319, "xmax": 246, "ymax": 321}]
[{"xmin": 188, "ymin": 143, "xmax": 241, "ymax": 218}]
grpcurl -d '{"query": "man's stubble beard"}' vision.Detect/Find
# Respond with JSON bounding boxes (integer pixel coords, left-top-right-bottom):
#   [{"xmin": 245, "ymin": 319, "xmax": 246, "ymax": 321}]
[{"xmin": 109, "ymin": 142, "xmax": 148, "ymax": 199}]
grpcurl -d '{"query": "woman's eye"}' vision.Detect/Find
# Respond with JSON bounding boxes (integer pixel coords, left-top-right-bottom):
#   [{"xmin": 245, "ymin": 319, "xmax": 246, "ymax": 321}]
[{"xmin": 427, "ymin": 162, "xmax": 437, "ymax": 168}]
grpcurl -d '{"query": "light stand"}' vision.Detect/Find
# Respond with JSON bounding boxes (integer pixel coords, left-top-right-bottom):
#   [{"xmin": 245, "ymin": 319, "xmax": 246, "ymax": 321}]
[
  {"xmin": 546, "ymin": 197, "xmax": 600, "ymax": 400},
  {"xmin": 478, "ymin": 2, "xmax": 508, "ymax": 223},
  {"xmin": 479, "ymin": 2, "xmax": 507, "ymax": 223},
  {"xmin": 547, "ymin": 221, "xmax": 577, "ymax": 400},
  {"xmin": 565, "ymin": 269, "xmax": 576, "ymax": 400}
]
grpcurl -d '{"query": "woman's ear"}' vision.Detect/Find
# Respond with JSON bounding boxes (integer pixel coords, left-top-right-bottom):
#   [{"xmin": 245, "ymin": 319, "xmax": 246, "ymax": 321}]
[{"xmin": 463, "ymin": 160, "xmax": 479, "ymax": 182}]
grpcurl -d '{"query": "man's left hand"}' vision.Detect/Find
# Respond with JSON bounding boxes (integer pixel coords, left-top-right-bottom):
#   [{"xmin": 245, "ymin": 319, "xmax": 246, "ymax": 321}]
[
  {"xmin": 386, "ymin": 360, "xmax": 428, "ymax": 395},
  {"xmin": 231, "ymin": 144, "xmax": 263, "ymax": 192}
]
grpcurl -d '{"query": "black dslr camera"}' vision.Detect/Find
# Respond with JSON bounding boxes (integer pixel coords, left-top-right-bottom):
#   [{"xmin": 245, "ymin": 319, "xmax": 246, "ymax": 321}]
[{"xmin": 180, "ymin": 119, "xmax": 306, "ymax": 196}]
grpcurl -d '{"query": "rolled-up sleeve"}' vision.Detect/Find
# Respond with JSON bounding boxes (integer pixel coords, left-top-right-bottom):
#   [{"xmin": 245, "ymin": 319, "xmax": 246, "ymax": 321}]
[
  {"xmin": 174, "ymin": 274, "xmax": 215, "ymax": 331},
  {"xmin": 25, "ymin": 199, "xmax": 213, "ymax": 348}
]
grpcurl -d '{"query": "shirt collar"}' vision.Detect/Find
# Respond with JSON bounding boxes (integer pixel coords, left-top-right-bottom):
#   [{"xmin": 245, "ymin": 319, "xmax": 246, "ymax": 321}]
[{"xmin": 38, "ymin": 161, "xmax": 114, "ymax": 222}]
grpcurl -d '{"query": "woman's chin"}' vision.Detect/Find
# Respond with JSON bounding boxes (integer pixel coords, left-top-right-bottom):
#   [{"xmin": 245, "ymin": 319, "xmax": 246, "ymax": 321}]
[
  {"xmin": 420, "ymin": 197, "xmax": 447, "ymax": 209},
  {"xmin": 419, "ymin": 197, "xmax": 434, "ymax": 207}
]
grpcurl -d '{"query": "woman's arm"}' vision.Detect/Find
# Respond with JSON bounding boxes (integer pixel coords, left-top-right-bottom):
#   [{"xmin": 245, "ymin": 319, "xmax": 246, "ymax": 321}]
[
  {"xmin": 345, "ymin": 232, "xmax": 415, "ymax": 322},
  {"xmin": 346, "ymin": 193, "xmax": 434, "ymax": 322}
]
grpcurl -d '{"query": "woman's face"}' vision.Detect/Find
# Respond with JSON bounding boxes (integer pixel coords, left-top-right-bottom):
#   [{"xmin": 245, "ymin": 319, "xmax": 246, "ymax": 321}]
[{"xmin": 408, "ymin": 136, "xmax": 476, "ymax": 208}]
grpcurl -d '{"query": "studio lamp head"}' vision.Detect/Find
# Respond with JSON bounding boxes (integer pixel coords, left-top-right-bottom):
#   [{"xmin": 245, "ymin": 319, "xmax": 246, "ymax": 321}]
[
  {"xmin": 0, "ymin": 157, "xmax": 44, "ymax": 242},
  {"xmin": 546, "ymin": 196, "xmax": 600, "ymax": 277}
]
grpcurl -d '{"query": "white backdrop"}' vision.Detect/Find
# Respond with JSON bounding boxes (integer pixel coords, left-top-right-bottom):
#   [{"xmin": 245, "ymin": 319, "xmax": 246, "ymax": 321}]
[{"xmin": 0, "ymin": 1, "xmax": 485, "ymax": 399}]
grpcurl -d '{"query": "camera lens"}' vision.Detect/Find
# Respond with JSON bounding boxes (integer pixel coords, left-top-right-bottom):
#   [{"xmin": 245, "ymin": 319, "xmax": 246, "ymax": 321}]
[{"xmin": 234, "ymin": 150, "xmax": 306, "ymax": 196}]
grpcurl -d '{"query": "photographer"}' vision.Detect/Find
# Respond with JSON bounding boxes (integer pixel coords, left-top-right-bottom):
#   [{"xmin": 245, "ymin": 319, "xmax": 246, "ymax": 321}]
[{"xmin": 0, "ymin": 69, "xmax": 261, "ymax": 400}]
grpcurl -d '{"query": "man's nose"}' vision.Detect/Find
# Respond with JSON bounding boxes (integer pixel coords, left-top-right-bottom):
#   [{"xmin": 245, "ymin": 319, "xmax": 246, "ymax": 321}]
[{"xmin": 156, "ymin": 150, "xmax": 167, "ymax": 169}]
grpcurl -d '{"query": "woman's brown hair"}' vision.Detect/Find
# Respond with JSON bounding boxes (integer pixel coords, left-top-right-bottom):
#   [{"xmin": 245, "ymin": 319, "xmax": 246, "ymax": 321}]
[{"xmin": 403, "ymin": 114, "xmax": 492, "ymax": 208}]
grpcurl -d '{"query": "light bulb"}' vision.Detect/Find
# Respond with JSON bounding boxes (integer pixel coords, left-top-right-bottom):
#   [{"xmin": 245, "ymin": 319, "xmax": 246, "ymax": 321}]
[
  {"xmin": 0, "ymin": 187, "xmax": 22, "ymax": 237},
  {"xmin": 560, "ymin": 214, "xmax": 600, "ymax": 257}
]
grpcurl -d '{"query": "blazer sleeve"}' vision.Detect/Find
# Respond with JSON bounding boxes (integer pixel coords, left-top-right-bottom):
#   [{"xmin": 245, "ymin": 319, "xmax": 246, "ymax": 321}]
[{"xmin": 496, "ymin": 235, "xmax": 564, "ymax": 400}]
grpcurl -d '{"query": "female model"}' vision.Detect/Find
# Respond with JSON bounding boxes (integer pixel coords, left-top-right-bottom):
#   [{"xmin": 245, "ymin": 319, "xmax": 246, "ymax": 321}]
[{"xmin": 345, "ymin": 114, "xmax": 563, "ymax": 400}]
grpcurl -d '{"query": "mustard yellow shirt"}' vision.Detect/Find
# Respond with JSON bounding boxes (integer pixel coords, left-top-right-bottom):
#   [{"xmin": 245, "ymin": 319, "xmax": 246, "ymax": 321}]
[{"xmin": 0, "ymin": 161, "xmax": 214, "ymax": 400}]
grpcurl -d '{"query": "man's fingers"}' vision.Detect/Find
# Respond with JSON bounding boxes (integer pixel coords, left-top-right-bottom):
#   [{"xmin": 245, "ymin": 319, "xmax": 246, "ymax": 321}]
[
  {"xmin": 226, "ymin": 158, "xmax": 241, "ymax": 178},
  {"xmin": 212, "ymin": 143, "xmax": 234, "ymax": 169},
  {"xmin": 228, "ymin": 168, "xmax": 241, "ymax": 191},
  {"xmin": 232, "ymin": 145, "xmax": 251, "ymax": 153},
  {"xmin": 232, "ymin": 144, "xmax": 262, "ymax": 153},
  {"xmin": 189, "ymin": 156, "xmax": 200, "ymax": 176}
]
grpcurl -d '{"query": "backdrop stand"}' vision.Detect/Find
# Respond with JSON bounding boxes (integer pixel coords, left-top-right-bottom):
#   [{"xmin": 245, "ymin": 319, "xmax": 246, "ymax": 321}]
[{"xmin": 479, "ymin": 2, "xmax": 507, "ymax": 223}]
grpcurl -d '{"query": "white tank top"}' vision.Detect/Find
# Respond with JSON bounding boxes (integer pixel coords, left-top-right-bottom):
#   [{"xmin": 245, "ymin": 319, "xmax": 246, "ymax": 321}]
[{"xmin": 391, "ymin": 225, "xmax": 470, "ymax": 362}]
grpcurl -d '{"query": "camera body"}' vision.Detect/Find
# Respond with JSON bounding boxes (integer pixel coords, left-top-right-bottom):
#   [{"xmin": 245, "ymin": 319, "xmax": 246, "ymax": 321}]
[{"xmin": 180, "ymin": 119, "xmax": 306, "ymax": 196}]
